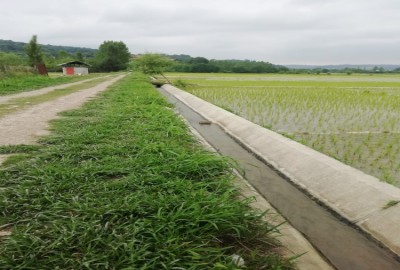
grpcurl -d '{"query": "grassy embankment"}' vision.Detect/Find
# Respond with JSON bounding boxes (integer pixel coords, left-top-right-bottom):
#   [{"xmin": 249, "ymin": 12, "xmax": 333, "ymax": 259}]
[
  {"xmin": 167, "ymin": 73, "xmax": 400, "ymax": 186},
  {"xmin": 0, "ymin": 73, "xmax": 108, "ymax": 96},
  {"xmin": 0, "ymin": 73, "xmax": 292, "ymax": 269}
]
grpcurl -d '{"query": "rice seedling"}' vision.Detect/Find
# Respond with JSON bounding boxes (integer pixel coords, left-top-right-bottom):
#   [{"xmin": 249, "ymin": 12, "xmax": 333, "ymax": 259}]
[{"xmin": 167, "ymin": 73, "xmax": 400, "ymax": 186}]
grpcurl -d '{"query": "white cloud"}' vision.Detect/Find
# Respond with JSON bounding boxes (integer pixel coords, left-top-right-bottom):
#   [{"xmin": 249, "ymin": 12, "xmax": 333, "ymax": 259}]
[{"xmin": 1, "ymin": 0, "xmax": 400, "ymax": 64}]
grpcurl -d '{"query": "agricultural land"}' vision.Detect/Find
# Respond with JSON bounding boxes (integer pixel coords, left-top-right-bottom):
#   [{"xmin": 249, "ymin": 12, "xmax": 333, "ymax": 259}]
[
  {"xmin": 167, "ymin": 73, "xmax": 400, "ymax": 186},
  {"xmin": 0, "ymin": 73, "xmax": 293, "ymax": 269}
]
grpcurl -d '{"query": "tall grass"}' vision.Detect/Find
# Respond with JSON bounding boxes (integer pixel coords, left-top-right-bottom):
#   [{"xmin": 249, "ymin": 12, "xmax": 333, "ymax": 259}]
[{"xmin": 0, "ymin": 73, "xmax": 292, "ymax": 269}]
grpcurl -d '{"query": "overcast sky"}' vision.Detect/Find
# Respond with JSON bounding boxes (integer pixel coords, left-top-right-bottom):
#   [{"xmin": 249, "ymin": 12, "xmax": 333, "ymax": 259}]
[{"xmin": 2, "ymin": 0, "xmax": 400, "ymax": 65}]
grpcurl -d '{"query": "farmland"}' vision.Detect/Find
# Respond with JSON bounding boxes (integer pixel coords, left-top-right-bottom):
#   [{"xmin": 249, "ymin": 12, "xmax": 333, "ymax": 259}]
[
  {"xmin": 167, "ymin": 73, "xmax": 400, "ymax": 186},
  {"xmin": 0, "ymin": 73, "xmax": 292, "ymax": 269}
]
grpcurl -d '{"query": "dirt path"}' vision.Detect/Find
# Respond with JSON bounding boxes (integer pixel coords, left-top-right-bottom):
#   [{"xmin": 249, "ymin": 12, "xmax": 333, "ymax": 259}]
[
  {"xmin": 0, "ymin": 75, "xmax": 112, "ymax": 104},
  {"xmin": 0, "ymin": 74, "xmax": 126, "ymax": 146},
  {"xmin": 0, "ymin": 155, "xmax": 9, "ymax": 164}
]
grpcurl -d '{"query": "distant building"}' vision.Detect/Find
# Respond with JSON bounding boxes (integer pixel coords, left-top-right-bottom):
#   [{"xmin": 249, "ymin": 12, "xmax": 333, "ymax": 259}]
[{"xmin": 58, "ymin": 61, "xmax": 90, "ymax": 76}]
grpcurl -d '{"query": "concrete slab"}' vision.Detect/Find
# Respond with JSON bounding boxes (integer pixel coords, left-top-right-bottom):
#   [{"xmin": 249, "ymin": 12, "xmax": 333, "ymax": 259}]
[
  {"xmin": 162, "ymin": 84, "xmax": 400, "ymax": 258},
  {"xmin": 359, "ymin": 204, "xmax": 400, "ymax": 255},
  {"xmin": 184, "ymin": 116, "xmax": 334, "ymax": 270}
]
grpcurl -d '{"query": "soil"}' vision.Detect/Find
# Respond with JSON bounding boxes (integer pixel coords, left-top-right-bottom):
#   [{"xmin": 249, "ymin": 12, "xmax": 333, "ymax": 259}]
[
  {"xmin": 0, "ymin": 226, "xmax": 12, "ymax": 238},
  {"xmin": 0, "ymin": 155, "xmax": 9, "ymax": 164},
  {"xmin": 0, "ymin": 74, "xmax": 125, "ymax": 147}
]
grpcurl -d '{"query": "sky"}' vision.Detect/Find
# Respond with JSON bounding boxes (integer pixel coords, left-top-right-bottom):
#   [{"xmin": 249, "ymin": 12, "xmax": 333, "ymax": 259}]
[{"xmin": 1, "ymin": 0, "xmax": 400, "ymax": 65}]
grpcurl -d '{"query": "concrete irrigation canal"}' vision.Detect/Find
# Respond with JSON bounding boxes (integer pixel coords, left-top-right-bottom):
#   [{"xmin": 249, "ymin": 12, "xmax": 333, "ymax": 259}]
[{"xmin": 158, "ymin": 85, "xmax": 400, "ymax": 270}]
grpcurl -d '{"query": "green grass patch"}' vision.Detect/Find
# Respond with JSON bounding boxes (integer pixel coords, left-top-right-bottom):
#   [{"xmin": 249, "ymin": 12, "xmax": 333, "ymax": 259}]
[
  {"xmin": 0, "ymin": 73, "xmax": 292, "ymax": 269},
  {"xmin": 383, "ymin": 200, "xmax": 400, "ymax": 210},
  {"xmin": 0, "ymin": 73, "xmax": 107, "ymax": 96},
  {"xmin": 0, "ymin": 144, "xmax": 41, "ymax": 154},
  {"xmin": 0, "ymin": 154, "xmax": 32, "ymax": 166}
]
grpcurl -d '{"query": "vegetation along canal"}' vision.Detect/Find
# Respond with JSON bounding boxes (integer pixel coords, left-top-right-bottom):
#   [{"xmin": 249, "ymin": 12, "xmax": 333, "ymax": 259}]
[{"xmin": 158, "ymin": 86, "xmax": 400, "ymax": 270}]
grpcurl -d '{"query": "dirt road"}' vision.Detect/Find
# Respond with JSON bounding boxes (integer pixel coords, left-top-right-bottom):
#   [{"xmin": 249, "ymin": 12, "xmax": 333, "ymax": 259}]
[
  {"xmin": 0, "ymin": 75, "xmax": 112, "ymax": 104},
  {"xmin": 0, "ymin": 74, "xmax": 126, "ymax": 147}
]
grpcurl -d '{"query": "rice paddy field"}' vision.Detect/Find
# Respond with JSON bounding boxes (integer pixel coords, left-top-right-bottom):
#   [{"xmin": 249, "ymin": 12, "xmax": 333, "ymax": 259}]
[{"xmin": 166, "ymin": 73, "xmax": 400, "ymax": 187}]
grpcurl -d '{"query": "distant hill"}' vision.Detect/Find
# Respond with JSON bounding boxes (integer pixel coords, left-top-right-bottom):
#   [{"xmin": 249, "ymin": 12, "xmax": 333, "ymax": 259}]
[
  {"xmin": 285, "ymin": 64, "xmax": 400, "ymax": 71},
  {"xmin": 0, "ymin": 39, "xmax": 97, "ymax": 58}
]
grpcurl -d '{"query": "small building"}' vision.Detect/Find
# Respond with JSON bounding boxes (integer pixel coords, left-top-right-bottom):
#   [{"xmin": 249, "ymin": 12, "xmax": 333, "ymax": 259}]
[{"xmin": 59, "ymin": 61, "xmax": 90, "ymax": 76}]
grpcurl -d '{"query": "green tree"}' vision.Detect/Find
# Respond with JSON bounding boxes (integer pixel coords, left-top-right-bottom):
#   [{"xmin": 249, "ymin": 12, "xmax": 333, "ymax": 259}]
[
  {"xmin": 24, "ymin": 35, "xmax": 43, "ymax": 67},
  {"xmin": 76, "ymin": 52, "xmax": 84, "ymax": 62},
  {"xmin": 94, "ymin": 41, "xmax": 130, "ymax": 72},
  {"xmin": 190, "ymin": 63, "xmax": 219, "ymax": 73},
  {"xmin": 42, "ymin": 55, "xmax": 59, "ymax": 72},
  {"xmin": 189, "ymin": 57, "xmax": 209, "ymax": 64},
  {"xmin": 393, "ymin": 67, "xmax": 400, "ymax": 73},
  {"xmin": 0, "ymin": 52, "xmax": 24, "ymax": 66},
  {"xmin": 133, "ymin": 53, "xmax": 174, "ymax": 81},
  {"xmin": 57, "ymin": 50, "xmax": 69, "ymax": 60},
  {"xmin": 0, "ymin": 52, "xmax": 27, "ymax": 76}
]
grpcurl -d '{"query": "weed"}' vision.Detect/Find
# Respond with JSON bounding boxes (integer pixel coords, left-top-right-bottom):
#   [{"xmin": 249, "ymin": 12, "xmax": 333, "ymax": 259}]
[
  {"xmin": 382, "ymin": 200, "xmax": 400, "ymax": 210},
  {"xmin": 174, "ymin": 79, "xmax": 188, "ymax": 89}
]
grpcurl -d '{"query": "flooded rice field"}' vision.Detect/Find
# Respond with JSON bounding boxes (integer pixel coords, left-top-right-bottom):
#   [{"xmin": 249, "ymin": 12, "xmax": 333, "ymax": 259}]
[{"xmin": 167, "ymin": 73, "xmax": 400, "ymax": 186}]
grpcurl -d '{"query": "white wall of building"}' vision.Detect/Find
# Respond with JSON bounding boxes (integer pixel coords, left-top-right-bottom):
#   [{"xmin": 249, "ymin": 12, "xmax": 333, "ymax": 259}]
[{"xmin": 73, "ymin": 67, "xmax": 89, "ymax": 75}]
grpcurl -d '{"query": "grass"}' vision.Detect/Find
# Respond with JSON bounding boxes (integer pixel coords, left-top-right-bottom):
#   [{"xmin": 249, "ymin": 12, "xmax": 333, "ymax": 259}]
[
  {"xmin": 382, "ymin": 200, "xmax": 400, "ymax": 210},
  {"xmin": 0, "ymin": 73, "xmax": 292, "ymax": 269},
  {"xmin": 0, "ymin": 144, "xmax": 42, "ymax": 154},
  {"xmin": 166, "ymin": 73, "xmax": 400, "ymax": 186},
  {"xmin": 0, "ymin": 73, "xmax": 107, "ymax": 96},
  {"xmin": 0, "ymin": 76, "xmax": 114, "ymax": 117}
]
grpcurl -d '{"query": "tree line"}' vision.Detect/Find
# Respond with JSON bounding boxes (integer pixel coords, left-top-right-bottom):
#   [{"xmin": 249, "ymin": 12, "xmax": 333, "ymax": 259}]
[
  {"xmin": 0, "ymin": 36, "xmax": 131, "ymax": 76},
  {"xmin": 3, "ymin": 36, "xmax": 400, "ymax": 77},
  {"xmin": 132, "ymin": 53, "xmax": 400, "ymax": 84},
  {"xmin": 165, "ymin": 55, "xmax": 289, "ymax": 73},
  {"xmin": 0, "ymin": 39, "xmax": 96, "ymax": 58}
]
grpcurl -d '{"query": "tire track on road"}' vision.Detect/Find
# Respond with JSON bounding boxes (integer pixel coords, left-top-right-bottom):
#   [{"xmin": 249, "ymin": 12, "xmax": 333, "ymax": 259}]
[{"xmin": 0, "ymin": 74, "xmax": 126, "ymax": 146}]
